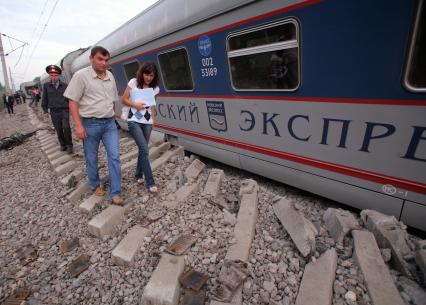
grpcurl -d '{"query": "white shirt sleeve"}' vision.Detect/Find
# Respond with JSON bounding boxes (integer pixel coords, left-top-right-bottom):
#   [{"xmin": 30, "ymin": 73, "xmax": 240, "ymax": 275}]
[
  {"xmin": 128, "ymin": 78, "xmax": 137, "ymax": 89},
  {"xmin": 64, "ymin": 71, "xmax": 85, "ymax": 102},
  {"xmin": 153, "ymin": 86, "xmax": 160, "ymax": 96}
]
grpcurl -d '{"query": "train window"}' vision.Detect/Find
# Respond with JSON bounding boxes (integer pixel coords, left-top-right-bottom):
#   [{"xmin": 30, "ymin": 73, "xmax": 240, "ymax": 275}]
[
  {"xmin": 107, "ymin": 68, "xmax": 120, "ymax": 92},
  {"xmin": 158, "ymin": 48, "xmax": 194, "ymax": 91},
  {"xmin": 227, "ymin": 20, "xmax": 300, "ymax": 91},
  {"xmin": 404, "ymin": 0, "xmax": 426, "ymax": 92},
  {"xmin": 123, "ymin": 61, "xmax": 139, "ymax": 81}
]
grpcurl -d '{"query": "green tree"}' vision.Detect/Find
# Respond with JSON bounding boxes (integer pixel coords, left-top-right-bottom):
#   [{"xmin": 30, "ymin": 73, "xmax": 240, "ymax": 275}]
[
  {"xmin": 0, "ymin": 81, "xmax": 4, "ymax": 111},
  {"xmin": 0, "ymin": 81, "xmax": 5, "ymax": 98}
]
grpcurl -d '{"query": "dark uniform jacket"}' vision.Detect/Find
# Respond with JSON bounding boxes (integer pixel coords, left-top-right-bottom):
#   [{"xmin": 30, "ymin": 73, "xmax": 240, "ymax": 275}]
[
  {"xmin": 41, "ymin": 81, "xmax": 69, "ymax": 113},
  {"xmin": 6, "ymin": 95, "xmax": 14, "ymax": 104}
]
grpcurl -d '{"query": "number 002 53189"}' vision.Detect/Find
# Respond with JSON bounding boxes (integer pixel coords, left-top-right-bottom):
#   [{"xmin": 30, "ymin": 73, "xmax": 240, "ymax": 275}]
[{"xmin": 201, "ymin": 67, "xmax": 218, "ymax": 77}]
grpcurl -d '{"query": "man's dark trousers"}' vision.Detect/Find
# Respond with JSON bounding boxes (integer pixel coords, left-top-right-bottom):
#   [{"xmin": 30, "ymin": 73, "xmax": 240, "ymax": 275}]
[
  {"xmin": 50, "ymin": 108, "xmax": 72, "ymax": 148},
  {"xmin": 5, "ymin": 102, "xmax": 13, "ymax": 114}
]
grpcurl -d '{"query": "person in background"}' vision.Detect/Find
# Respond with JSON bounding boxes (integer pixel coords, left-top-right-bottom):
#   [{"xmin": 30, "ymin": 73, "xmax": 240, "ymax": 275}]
[
  {"xmin": 121, "ymin": 62, "xmax": 159, "ymax": 193},
  {"xmin": 64, "ymin": 46, "xmax": 123, "ymax": 205},
  {"xmin": 29, "ymin": 88, "xmax": 34, "ymax": 106},
  {"xmin": 29, "ymin": 87, "xmax": 37, "ymax": 107},
  {"xmin": 33, "ymin": 86, "xmax": 41, "ymax": 106},
  {"xmin": 14, "ymin": 92, "xmax": 22, "ymax": 105},
  {"xmin": 20, "ymin": 91, "xmax": 26, "ymax": 103},
  {"xmin": 4, "ymin": 92, "xmax": 14, "ymax": 115},
  {"xmin": 2, "ymin": 93, "xmax": 7, "ymax": 107},
  {"xmin": 42, "ymin": 65, "xmax": 73, "ymax": 153}
]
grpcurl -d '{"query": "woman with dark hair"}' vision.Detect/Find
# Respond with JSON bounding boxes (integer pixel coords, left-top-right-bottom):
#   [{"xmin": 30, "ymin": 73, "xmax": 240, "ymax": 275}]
[{"xmin": 122, "ymin": 61, "xmax": 159, "ymax": 193}]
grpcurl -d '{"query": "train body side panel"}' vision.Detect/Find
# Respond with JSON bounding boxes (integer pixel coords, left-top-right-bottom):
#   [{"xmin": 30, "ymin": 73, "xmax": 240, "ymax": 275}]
[
  {"xmin": 155, "ymin": 98, "xmax": 426, "ymax": 201},
  {"xmin": 109, "ymin": 0, "xmax": 426, "ymax": 229},
  {"xmin": 401, "ymin": 201, "xmax": 426, "ymax": 230}
]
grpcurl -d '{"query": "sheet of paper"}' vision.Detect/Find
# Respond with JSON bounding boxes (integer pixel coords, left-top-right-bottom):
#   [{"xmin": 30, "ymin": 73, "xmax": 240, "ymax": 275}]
[{"xmin": 130, "ymin": 87, "xmax": 156, "ymax": 107}]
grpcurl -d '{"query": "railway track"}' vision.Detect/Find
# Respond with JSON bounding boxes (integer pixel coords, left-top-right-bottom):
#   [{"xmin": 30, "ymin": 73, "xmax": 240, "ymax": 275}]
[{"xmin": 0, "ymin": 105, "xmax": 424, "ymax": 305}]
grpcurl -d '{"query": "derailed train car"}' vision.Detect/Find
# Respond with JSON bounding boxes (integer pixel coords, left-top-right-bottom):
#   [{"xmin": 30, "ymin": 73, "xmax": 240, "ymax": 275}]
[
  {"xmin": 20, "ymin": 81, "xmax": 39, "ymax": 99},
  {"xmin": 66, "ymin": 0, "xmax": 425, "ymax": 230},
  {"xmin": 40, "ymin": 48, "xmax": 88, "ymax": 87}
]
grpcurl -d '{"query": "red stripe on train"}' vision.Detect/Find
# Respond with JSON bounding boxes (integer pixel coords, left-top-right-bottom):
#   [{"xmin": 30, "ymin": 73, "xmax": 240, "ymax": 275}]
[
  {"xmin": 154, "ymin": 123, "xmax": 426, "ymax": 195},
  {"xmin": 157, "ymin": 94, "xmax": 426, "ymax": 106}
]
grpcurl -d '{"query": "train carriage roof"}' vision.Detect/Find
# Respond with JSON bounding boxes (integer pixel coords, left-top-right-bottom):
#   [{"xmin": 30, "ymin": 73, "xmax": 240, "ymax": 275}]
[
  {"xmin": 20, "ymin": 81, "xmax": 38, "ymax": 88},
  {"xmin": 71, "ymin": 0, "xmax": 256, "ymax": 72},
  {"xmin": 41, "ymin": 48, "xmax": 87, "ymax": 84}
]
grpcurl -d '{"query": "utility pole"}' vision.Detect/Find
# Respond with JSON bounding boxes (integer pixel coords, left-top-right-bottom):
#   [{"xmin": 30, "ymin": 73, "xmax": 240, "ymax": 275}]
[
  {"xmin": 0, "ymin": 33, "xmax": 11, "ymax": 92},
  {"xmin": 9, "ymin": 67, "xmax": 15, "ymax": 92}
]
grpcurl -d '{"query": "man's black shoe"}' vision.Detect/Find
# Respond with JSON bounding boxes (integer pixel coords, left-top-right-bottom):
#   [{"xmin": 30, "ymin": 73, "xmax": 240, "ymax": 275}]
[
  {"xmin": 60, "ymin": 146, "xmax": 67, "ymax": 151},
  {"xmin": 66, "ymin": 146, "xmax": 73, "ymax": 154}
]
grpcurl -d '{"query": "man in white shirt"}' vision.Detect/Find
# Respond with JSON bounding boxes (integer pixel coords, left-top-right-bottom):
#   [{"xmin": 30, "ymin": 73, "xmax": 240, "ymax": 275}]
[{"xmin": 64, "ymin": 46, "xmax": 123, "ymax": 205}]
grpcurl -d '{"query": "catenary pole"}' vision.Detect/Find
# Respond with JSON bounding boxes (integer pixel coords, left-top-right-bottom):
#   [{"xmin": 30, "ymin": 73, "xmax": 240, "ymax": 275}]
[
  {"xmin": 9, "ymin": 67, "xmax": 15, "ymax": 92},
  {"xmin": 0, "ymin": 33, "xmax": 11, "ymax": 92}
]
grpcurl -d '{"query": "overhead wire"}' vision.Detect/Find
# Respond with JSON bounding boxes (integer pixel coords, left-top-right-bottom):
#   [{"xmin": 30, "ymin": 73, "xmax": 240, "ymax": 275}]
[
  {"xmin": 23, "ymin": 0, "xmax": 60, "ymax": 76},
  {"xmin": 0, "ymin": 34, "xmax": 29, "ymax": 67},
  {"xmin": 14, "ymin": 46, "xmax": 26, "ymax": 67},
  {"xmin": 28, "ymin": 0, "xmax": 50, "ymax": 45},
  {"xmin": 2, "ymin": 33, "xmax": 28, "ymax": 45},
  {"xmin": 7, "ymin": 36, "xmax": 13, "ymax": 50},
  {"xmin": 19, "ymin": 0, "xmax": 49, "ymax": 74},
  {"xmin": 5, "ymin": 44, "xmax": 27, "ymax": 56}
]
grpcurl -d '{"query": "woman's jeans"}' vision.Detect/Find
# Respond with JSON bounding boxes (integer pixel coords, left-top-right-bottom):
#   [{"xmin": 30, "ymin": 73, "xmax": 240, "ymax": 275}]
[
  {"xmin": 82, "ymin": 117, "xmax": 121, "ymax": 198},
  {"xmin": 127, "ymin": 121, "xmax": 155, "ymax": 188}
]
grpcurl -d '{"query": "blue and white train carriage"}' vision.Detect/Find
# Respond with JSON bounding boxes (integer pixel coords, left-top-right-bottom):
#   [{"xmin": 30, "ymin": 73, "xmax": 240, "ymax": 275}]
[{"xmin": 69, "ymin": 0, "xmax": 426, "ymax": 230}]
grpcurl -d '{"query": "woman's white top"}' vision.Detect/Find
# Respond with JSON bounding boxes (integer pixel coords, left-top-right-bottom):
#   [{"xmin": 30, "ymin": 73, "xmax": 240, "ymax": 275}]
[{"xmin": 127, "ymin": 78, "xmax": 159, "ymax": 124}]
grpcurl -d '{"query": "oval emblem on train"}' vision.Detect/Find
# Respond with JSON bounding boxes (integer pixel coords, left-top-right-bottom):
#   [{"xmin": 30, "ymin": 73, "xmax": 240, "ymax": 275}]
[
  {"xmin": 198, "ymin": 35, "xmax": 212, "ymax": 56},
  {"xmin": 382, "ymin": 184, "xmax": 397, "ymax": 195}
]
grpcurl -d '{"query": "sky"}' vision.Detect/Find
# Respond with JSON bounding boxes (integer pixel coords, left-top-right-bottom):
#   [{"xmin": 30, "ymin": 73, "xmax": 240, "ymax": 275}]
[{"xmin": 0, "ymin": 0, "xmax": 160, "ymax": 89}]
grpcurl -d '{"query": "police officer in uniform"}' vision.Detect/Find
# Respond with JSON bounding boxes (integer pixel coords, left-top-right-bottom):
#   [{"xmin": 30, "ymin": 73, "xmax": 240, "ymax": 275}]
[{"xmin": 42, "ymin": 65, "xmax": 73, "ymax": 153}]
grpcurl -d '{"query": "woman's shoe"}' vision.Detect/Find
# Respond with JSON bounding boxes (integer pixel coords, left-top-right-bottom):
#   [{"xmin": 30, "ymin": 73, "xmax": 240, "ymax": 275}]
[
  {"xmin": 149, "ymin": 186, "xmax": 158, "ymax": 193},
  {"xmin": 94, "ymin": 186, "xmax": 106, "ymax": 197},
  {"xmin": 136, "ymin": 178, "xmax": 145, "ymax": 185},
  {"xmin": 111, "ymin": 195, "xmax": 124, "ymax": 205}
]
